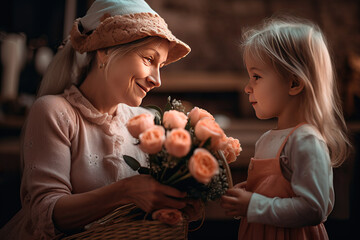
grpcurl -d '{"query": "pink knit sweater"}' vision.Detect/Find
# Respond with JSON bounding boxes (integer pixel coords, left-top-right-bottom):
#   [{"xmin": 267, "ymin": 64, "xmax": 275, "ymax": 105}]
[{"xmin": 0, "ymin": 85, "xmax": 149, "ymax": 239}]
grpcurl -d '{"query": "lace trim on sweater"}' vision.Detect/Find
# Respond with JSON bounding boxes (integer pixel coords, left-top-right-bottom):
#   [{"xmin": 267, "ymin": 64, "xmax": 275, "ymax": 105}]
[{"xmin": 63, "ymin": 85, "xmax": 126, "ymax": 135}]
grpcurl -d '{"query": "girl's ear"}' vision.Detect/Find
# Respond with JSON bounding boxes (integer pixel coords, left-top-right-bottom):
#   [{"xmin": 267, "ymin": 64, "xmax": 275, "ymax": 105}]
[{"xmin": 289, "ymin": 77, "xmax": 304, "ymax": 96}]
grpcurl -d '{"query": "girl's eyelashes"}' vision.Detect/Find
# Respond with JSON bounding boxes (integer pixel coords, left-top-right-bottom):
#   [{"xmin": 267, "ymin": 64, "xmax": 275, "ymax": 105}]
[{"xmin": 253, "ymin": 74, "xmax": 261, "ymax": 80}]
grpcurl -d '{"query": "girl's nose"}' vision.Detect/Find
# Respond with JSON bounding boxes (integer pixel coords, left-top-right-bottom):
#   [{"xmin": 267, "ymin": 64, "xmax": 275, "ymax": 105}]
[
  {"xmin": 147, "ymin": 68, "xmax": 161, "ymax": 88},
  {"xmin": 244, "ymin": 81, "xmax": 252, "ymax": 94}
]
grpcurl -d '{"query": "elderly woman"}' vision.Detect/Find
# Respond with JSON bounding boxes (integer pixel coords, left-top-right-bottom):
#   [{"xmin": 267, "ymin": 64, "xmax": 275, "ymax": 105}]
[{"xmin": 0, "ymin": 0, "xmax": 199, "ymax": 239}]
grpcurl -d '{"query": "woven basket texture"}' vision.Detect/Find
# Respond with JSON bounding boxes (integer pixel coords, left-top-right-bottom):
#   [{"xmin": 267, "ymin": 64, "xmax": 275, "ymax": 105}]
[
  {"xmin": 62, "ymin": 150, "xmax": 233, "ymax": 240},
  {"xmin": 62, "ymin": 204, "xmax": 188, "ymax": 240}
]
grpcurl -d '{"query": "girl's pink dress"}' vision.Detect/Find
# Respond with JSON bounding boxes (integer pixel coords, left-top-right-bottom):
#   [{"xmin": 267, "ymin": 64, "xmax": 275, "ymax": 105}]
[{"xmin": 238, "ymin": 124, "xmax": 329, "ymax": 240}]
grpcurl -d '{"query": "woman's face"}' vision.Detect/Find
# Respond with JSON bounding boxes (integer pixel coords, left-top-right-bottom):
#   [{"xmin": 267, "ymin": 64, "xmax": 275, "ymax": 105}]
[
  {"xmin": 104, "ymin": 39, "xmax": 169, "ymax": 107},
  {"xmin": 244, "ymin": 55, "xmax": 292, "ymax": 120}
]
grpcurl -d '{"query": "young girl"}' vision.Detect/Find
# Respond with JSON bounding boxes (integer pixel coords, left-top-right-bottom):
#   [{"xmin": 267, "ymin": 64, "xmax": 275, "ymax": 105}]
[{"xmin": 221, "ymin": 17, "xmax": 351, "ymax": 239}]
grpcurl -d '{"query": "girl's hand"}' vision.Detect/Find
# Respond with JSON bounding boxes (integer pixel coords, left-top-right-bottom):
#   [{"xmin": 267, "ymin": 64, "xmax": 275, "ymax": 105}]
[
  {"xmin": 181, "ymin": 198, "xmax": 203, "ymax": 222},
  {"xmin": 123, "ymin": 175, "xmax": 187, "ymax": 212},
  {"xmin": 234, "ymin": 181, "xmax": 247, "ymax": 189},
  {"xmin": 220, "ymin": 187, "xmax": 252, "ymax": 217}
]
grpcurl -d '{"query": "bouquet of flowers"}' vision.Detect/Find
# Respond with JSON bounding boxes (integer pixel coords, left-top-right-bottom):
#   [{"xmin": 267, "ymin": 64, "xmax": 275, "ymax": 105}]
[{"xmin": 124, "ymin": 97, "xmax": 242, "ymax": 225}]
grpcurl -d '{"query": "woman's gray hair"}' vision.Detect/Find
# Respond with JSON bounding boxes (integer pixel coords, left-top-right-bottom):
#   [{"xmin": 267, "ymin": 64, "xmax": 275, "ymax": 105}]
[{"xmin": 37, "ymin": 36, "xmax": 164, "ymax": 98}]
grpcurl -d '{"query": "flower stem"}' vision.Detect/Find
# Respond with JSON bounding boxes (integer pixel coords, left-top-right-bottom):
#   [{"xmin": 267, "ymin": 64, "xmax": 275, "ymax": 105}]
[
  {"xmin": 160, "ymin": 166, "xmax": 168, "ymax": 182},
  {"xmin": 166, "ymin": 172, "xmax": 192, "ymax": 185}
]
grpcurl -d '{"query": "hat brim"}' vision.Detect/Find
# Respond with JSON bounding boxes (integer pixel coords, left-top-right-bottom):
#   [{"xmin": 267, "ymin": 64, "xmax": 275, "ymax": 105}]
[{"xmin": 70, "ymin": 12, "xmax": 190, "ymax": 65}]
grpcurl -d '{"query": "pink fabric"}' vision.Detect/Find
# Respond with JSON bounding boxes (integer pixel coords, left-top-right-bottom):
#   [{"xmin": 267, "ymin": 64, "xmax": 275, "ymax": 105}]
[
  {"xmin": 0, "ymin": 85, "xmax": 149, "ymax": 239},
  {"xmin": 238, "ymin": 123, "xmax": 329, "ymax": 240}
]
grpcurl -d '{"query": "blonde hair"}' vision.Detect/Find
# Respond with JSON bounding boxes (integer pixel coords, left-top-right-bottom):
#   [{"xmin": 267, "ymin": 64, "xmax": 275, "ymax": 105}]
[
  {"xmin": 242, "ymin": 17, "xmax": 351, "ymax": 167},
  {"xmin": 37, "ymin": 36, "xmax": 165, "ymax": 98}
]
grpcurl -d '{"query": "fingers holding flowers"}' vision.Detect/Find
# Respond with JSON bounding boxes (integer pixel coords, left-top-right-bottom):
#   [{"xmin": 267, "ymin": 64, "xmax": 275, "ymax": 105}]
[
  {"xmin": 220, "ymin": 187, "xmax": 252, "ymax": 217},
  {"xmin": 125, "ymin": 175, "xmax": 186, "ymax": 213},
  {"xmin": 234, "ymin": 181, "xmax": 247, "ymax": 189},
  {"xmin": 124, "ymin": 98, "xmax": 243, "ymax": 228}
]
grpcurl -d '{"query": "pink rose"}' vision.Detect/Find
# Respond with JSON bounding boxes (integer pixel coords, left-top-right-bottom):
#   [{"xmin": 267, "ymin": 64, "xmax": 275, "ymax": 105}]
[
  {"xmin": 194, "ymin": 118, "xmax": 225, "ymax": 145},
  {"xmin": 139, "ymin": 125, "xmax": 165, "ymax": 154},
  {"xmin": 188, "ymin": 148, "xmax": 219, "ymax": 184},
  {"xmin": 222, "ymin": 137, "xmax": 242, "ymax": 163},
  {"xmin": 164, "ymin": 128, "xmax": 191, "ymax": 158},
  {"xmin": 188, "ymin": 107, "xmax": 215, "ymax": 127},
  {"xmin": 152, "ymin": 209, "xmax": 183, "ymax": 225},
  {"xmin": 126, "ymin": 113, "xmax": 155, "ymax": 138},
  {"xmin": 163, "ymin": 110, "xmax": 188, "ymax": 129},
  {"xmin": 211, "ymin": 134, "xmax": 228, "ymax": 151}
]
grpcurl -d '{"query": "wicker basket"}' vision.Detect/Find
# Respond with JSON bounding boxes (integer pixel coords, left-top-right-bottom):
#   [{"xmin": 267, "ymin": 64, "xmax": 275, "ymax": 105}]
[
  {"xmin": 62, "ymin": 151, "xmax": 233, "ymax": 240},
  {"xmin": 62, "ymin": 203, "xmax": 188, "ymax": 240}
]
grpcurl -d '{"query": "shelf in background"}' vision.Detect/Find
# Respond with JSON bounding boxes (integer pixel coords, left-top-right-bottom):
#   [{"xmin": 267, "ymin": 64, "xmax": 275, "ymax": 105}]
[{"xmin": 154, "ymin": 71, "xmax": 247, "ymax": 93}]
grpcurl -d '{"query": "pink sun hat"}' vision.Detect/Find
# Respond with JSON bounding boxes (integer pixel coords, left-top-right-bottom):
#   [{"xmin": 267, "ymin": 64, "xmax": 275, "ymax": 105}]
[{"xmin": 70, "ymin": 0, "xmax": 191, "ymax": 65}]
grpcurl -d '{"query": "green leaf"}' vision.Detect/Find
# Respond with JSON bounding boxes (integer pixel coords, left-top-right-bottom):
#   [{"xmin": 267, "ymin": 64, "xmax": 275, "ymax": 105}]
[
  {"xmin": 145, "ymin": 105, "xmax": 163, "ymax": 125},
  {"xmin": 185, "ymin": 118, "xmax": 191, "ymax": 131},
  {"xmin": 154, "ymin": 114, "xmax": 161, "ymax": 125},
  {"xmin": 123, "ymin": 155, "xmax": 141, "ymax": 171},
  {"xmin": 138, "ymin": 167, "xmax": 150, "ymax": 174},
  {"xmin": 145, "ymin": 105, "xmax": 163, "ymax": 116},
  {"xmin": 164, "ymin": 97, "xmax": 172, "ymax": 112}
]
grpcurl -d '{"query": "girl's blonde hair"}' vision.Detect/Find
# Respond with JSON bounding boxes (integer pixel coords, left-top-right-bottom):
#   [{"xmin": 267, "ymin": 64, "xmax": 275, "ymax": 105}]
[
  {"xmin": 242, "ymin": 16, "xmax": 351, "ymax": 167},
  {"xmin": 37, "ymin": 36, "xmax": 165, "ymax": 97}
]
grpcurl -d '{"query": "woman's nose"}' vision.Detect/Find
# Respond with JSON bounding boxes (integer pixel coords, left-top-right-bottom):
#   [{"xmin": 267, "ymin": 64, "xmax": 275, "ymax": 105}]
[
  {"xmin": 244, "ymin": 81, "xmax": 252, "ymax": 94},
  {"xmin": 147, "ymin": 68, "xmax": 161, "ymax": 88}
]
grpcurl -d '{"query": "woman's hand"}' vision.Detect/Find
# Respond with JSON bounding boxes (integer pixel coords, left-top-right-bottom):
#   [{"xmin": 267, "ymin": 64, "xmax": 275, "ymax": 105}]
[
  {"xmin": 181, "ymin": 198, "xmax": 203, "ymax": 222},
  {"xmin": 53, "ymin": 174, "xmax": 186, "ymax": 233},
  {"xmin": 220, "ymin": 185, "xmax": 252, "ymax": 217},
  {"xmin": 123, "ymin": 174, "xmax": 187, "ymax": 212}
]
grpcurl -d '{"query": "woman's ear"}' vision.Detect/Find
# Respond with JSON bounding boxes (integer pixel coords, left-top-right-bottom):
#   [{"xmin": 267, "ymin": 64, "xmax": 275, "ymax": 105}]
[
  {"xmin": 289, "ymin": 77, "xmax": 304, "ymax": 96},
  {"xmin": 96, "ymin": 49, "xmax": 108, "ymax": 67}
]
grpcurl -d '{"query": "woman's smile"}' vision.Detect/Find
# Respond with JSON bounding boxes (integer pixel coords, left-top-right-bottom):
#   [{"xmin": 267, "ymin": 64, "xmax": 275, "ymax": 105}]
[
  {"xmin": 99, "ymin": 39, "xmax": 169, "ymax": 108},
  {"xmin": 136, "ymin": 82, "xmax": 148, "ymax": 95}
]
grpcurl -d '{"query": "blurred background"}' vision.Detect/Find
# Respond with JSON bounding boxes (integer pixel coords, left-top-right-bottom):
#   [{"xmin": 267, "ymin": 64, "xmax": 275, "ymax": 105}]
[{"xmin": 0, "ymin": 0, "xmax": 359, "ymax": 239}]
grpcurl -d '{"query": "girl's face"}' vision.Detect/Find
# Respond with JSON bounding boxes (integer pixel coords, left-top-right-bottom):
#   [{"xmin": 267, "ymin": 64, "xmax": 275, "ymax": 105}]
[
  {"xmin": 105, "ymin": 39, "xmax": 169, "ymax": 107},
  {"xmin": 244, "ymin": 55, "xmax": 292, "ymax": 120}
]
